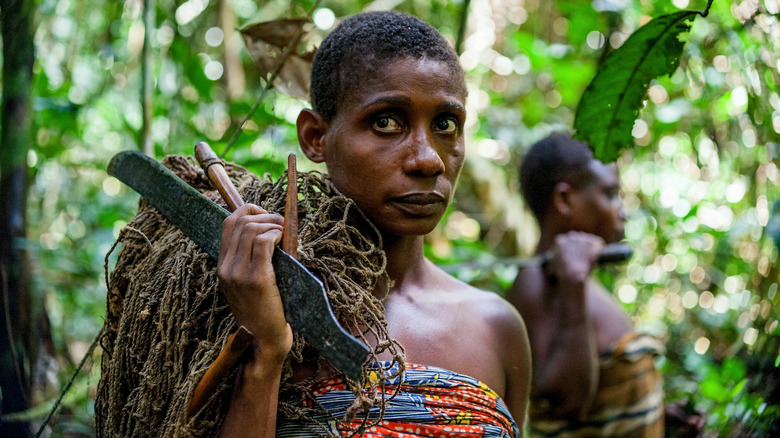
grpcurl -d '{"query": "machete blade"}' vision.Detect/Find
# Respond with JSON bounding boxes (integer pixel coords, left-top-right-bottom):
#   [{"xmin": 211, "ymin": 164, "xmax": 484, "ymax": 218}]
[{"xmin": 107, "ymin": 150, "xmax": 369, "ymax": 380}]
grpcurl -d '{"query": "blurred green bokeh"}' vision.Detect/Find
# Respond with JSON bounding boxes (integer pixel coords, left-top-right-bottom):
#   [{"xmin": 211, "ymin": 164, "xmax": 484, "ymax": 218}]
[{"xmin": 11, "ymin": 0, "xmax": 780, "ymax": 435}]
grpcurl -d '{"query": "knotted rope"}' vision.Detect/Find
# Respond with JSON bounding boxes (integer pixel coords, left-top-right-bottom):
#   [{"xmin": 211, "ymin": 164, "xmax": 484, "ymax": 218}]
[{"xmin": 95, "ymin": 155, "xmax": 405, "ymax": 437}]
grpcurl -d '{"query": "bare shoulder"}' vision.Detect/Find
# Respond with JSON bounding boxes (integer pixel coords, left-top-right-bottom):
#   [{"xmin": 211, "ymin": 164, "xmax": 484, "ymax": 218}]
[
  {"xmin": 429, "ymin": 261, "xmax": 527, "ymax": 334},
  {"xmin": 586, "ymin": 277, "xmax": 634, "ymax": 337},
  {"xmin": 586, "ymin": 277, "xmax": 628, "ymax": 316},
  {"xmin": 424, "ymin": 261, "xmax": 531, "ymax": 422},
  {"xmin": 430, "ymin": 264, "xmax": 532, "ymax": 422}
]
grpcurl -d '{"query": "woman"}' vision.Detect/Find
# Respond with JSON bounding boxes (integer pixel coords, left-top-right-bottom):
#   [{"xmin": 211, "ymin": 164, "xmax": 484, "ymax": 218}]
[{"xmin": 217, "ymin": 11, "xmax": 531, "ymax": 437}]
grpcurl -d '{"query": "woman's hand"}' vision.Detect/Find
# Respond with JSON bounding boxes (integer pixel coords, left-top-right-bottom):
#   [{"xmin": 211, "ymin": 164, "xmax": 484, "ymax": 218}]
[{"xmin": 217, "ymin": 203, "xmax": 293, "ymax": 362}]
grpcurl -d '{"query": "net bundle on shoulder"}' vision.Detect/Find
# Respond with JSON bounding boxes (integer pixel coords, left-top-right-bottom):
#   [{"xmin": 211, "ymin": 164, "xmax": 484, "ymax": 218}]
[{"xmin": 95, "ymin": 155, "xmax": 405, "ymax": 437}]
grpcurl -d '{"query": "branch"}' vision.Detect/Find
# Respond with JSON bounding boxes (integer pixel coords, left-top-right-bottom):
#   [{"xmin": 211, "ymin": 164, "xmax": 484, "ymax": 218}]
[{"xmin": 220, "ymin": 0, "xmax": 323, "ymax": 158}]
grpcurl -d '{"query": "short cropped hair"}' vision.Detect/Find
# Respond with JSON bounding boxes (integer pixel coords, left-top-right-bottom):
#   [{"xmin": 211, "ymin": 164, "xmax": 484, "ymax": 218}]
[
  {"xmin": 520, "ymin": 133, "xmax": 595, "ymax": 221},
  {"xmin": 310, "ymin": 10, "xmax": 466, "ymax": 122}
]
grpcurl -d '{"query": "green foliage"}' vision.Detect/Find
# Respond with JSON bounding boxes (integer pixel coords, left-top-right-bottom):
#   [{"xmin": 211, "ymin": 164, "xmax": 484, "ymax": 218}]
[
  {"xmin": 767, "ymin": 201, "xmax": 780, "ymax": 250},
  {"xmin": 574, "ymin": 9, "xmax": 701, "ymax": 162},
  {"xmin": 14, "ymin": 0, "xmax": 780, "ymax": 435},
  {"xmin": 693, "ymin": 357, "xmax": 780, "ymax": 436}
]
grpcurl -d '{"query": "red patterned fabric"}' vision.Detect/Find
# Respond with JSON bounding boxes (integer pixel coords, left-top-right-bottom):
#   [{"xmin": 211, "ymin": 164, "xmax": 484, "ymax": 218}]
[{"xmin": 277, "ymin": 362, "xmax": 520, "ymax": 437}]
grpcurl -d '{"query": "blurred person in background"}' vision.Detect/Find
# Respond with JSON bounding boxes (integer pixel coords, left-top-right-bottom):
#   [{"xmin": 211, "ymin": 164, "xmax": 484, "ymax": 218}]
[{"xmin": 506, "ymin": 133, "xmax": 666, "ymax": 437}]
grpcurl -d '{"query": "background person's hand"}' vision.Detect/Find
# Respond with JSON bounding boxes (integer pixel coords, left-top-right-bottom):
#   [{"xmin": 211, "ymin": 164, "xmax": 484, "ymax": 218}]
[{"xmin": 545, "ymin": 231, "xmax": 605, "ymax": 288}]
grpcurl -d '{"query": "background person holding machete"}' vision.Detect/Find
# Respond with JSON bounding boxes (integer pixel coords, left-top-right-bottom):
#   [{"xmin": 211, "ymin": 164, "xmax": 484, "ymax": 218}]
[
  {"xmin": 217, "ymin": 10, "xmax": 531, "ymax": 438},
  {"xmin": 506, "ymin": 133, "xmax": 665, "ymax": 437}
]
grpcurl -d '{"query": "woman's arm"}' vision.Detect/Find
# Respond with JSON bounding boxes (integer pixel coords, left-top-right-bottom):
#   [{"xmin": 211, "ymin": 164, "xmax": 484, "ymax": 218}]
[{"xmin": 216, "ymin": 204, "xmax": 293, "ymax": 437}]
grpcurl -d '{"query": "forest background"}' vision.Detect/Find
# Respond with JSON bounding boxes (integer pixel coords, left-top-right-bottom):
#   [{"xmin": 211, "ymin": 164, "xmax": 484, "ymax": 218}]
[{"xmin": 1, "ymin": 0, "xmax": 779, "ymax": 436}]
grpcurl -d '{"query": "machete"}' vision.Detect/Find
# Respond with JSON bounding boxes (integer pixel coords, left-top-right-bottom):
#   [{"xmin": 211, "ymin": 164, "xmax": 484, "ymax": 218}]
[
  {"xmin": 440, "ymin": 243, "xmax": 633, "ymax": 273},
  {"xmin": 107, "ymin": 150, "xmax": 369, "ymax": 380}
]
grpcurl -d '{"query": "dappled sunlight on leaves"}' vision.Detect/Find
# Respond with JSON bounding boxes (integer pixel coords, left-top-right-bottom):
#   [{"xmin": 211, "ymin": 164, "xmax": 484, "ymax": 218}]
[
  {"xmin": 241, "ymin": 17, "xmax": 315, "ymax": 100},
  {"xmin": 19, "ymin": 0, "xmax": 780, "ymax": 434}
]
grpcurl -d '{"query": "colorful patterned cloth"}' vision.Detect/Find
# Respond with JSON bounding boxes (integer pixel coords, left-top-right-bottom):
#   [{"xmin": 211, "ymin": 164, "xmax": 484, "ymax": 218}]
[
  {"xmin": 277, "ymin": 362, "xmax": 520, "ymax": 437},
  {"xmin": 529, "ymin": 332, "xmax": 665, "ymax": 438}
]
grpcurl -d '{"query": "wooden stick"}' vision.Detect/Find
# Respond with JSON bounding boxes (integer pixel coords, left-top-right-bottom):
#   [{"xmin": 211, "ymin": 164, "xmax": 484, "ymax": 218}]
[
  {"xmin": 194, "ymin": 141, "xmax": 244, "ymax": 212},
  {"xmin": 185, "ymin": 326, "xmax": 254, "ymax": 419},
  {"xmin": 187, "ymin": 145, "xmax": 300, "ymax": 420},
  {"xmin": 282, "ymin": 153, "xmax": 298, "ymax": 259},
  {"xmin": 188, "ymin": 141, "xmax": 254, "ymax": 419}
]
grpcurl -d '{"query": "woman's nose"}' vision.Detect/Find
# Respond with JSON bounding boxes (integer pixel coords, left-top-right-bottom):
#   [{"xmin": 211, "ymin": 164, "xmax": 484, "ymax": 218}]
[{"xmin": 403, "ymin": 129, "xmax": 445, "ymax": 177}]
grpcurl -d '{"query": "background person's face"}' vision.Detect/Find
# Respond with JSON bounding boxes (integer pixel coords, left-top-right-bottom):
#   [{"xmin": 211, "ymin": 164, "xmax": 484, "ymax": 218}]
[
  {"xmin": 322, "ymin": 57, "xmax": 467, "ymax": 239},
  {"xmin": 568, "ymin": 160, "xmax": 626, "ymax": 243}
]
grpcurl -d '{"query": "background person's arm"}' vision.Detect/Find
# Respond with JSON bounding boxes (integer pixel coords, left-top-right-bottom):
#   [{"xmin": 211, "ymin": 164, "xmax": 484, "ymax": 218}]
[
  {"xmin": 509, "ymin": 232, "xmax": 604, "ymax": 419},
  {"xmin": 537, "ymin": 232, "xmax": 603, "ymax": 418}
]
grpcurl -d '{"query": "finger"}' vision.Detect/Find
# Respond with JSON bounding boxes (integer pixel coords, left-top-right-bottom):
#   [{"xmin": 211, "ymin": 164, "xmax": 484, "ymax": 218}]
[
  {"xmin": 249, "ymin": 227, "xmax": 284, "ymax": 270},
  {"xmin": 233, "ymin": 211, "xmax": 283, "ymax": 254},
  {"xmin": 236, "ymin": 221, "xmax": 283, "ymax": 269},
  {"xmin": 222, "ymin": 208, "xmax": 283, "ymax": 265},
  {"xmin": 219, "ymin": 204, "xmax": 269, "ymax": 261}
]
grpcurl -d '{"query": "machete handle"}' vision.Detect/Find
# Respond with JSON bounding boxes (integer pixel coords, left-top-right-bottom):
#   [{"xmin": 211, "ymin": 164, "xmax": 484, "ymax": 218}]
[
  {"xmin": 186, "ymin": 326, "xmax": 254, "ymax": 418},
  {"xmin": 195, "ymin": 141, "xmax": 244, "ymax": 212},
  {"xmin": 541, "ymin": 242, "xmax": 633, "ymax": 266},
  {"xmin": 283, "ymin": 154, "xmax": 298, "ymax": 259},
  {"xmin": 189, "ymin": 142, "xmax": 254, "ymax": 420},
  {"xmin": 595, "ymin": 242, "xmax": 634, "ymax": 264}
]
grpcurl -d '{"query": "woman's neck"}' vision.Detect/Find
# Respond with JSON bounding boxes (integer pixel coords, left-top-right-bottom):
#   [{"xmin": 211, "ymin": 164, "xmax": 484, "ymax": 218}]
[{"xmin": 379, "ymin": 234, "xmax": 428, "ymax": 293}]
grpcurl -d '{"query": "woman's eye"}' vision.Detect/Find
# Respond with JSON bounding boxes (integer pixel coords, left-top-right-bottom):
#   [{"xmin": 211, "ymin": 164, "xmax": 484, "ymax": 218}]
[
  {"xmin": 434, "ymin": 118, "xmax": 458, "ymax": 134},
  {"xmin": 373, "ymin": 116, "xmax": 401, "ymax": 132}
]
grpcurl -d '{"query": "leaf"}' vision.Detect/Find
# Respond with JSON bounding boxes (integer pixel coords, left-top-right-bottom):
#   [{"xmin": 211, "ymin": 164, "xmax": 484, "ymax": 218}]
[
  {"xmin": 765, "ymin": 200, "xmax": 780, "ymax": 250},
  {"xmin": 700, "ymin": 379, "xmax": 729, "ymax": 403},
  {"xmin": 722, "ymin": 356, "xmax": 747, "ymax": 382},
  {"xmin": 241, "ymin": 18, "xmax": 315, "ymax": 101},
  {"xmin": 573, "ymin": 10, "xmax": 701, "ymax": 162}
]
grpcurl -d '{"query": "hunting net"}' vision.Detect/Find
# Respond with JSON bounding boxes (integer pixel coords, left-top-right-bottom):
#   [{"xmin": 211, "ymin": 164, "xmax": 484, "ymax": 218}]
[{"xmin": 95, "ymin": 155, "xmax": 405, "ymax": 437}]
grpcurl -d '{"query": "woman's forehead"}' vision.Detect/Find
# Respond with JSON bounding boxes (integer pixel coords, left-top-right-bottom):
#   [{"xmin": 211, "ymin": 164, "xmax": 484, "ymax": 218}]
[{"xmin": 339, "ymin": 57, "xmax": 466, "ymax": 107}]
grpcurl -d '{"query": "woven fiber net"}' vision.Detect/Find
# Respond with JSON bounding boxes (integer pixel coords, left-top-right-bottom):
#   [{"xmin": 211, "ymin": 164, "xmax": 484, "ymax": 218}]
[{"xmin": 95, "ymin": 155, "xmax": 405, "ymax": 437}]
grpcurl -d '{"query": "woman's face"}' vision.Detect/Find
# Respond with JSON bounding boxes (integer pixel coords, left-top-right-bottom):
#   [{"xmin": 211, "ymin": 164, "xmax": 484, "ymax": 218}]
[{"xmin": 320, "ymin": 57, "xmax": 467, "ymax": 238}]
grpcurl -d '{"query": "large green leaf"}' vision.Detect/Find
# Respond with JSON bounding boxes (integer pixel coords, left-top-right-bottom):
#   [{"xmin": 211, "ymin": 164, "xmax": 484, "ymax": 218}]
[{"xmin": 573, "ymin": 9, "xmax": 705, "ymax": 162}]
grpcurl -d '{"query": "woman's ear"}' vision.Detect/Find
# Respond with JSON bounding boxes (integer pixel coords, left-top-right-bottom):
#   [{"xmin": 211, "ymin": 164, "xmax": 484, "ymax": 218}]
[
  {"xmin": 297, "ymin": 109, "xmax": 328, "ymax": 163},
  {"xmin": 551, "ymin": 181, "xmax": 574, "ymax": 217}
]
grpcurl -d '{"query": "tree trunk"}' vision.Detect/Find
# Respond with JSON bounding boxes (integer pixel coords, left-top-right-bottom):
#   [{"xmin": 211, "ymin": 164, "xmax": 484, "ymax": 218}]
[
  {"xmin": 0, "ymin": 0, "xmax": 35, "ymax": 436},
  {"xmin": 141, "ymin": 0, "xmax": 154, "ymax": 155},
  {"xmin": 220, "ymin": 0, "xmax": 245, "ymax": 99}
]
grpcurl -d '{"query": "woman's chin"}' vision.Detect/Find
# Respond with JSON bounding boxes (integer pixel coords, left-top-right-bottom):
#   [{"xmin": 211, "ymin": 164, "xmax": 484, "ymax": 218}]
[{"xmin": 379, "ymin": 219, "xmax": 441, "ymax": 241}]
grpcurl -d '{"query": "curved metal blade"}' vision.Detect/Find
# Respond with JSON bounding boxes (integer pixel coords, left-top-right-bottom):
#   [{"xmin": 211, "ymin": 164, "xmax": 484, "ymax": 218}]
[{"xmin": 108, "ymin": 150, "xmax": 369, "ymax": 379}]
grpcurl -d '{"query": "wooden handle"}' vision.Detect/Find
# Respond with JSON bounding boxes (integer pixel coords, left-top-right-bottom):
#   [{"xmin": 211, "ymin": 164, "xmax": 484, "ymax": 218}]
[
  {"xmin": 540, "ymin": 242, "xmax": 634, "ymax": 266},
  {"xmin": 595, "ymin": 243, "xmax": 633, "ymax": 264},
  {"xmin": 188, "ymin": 142, "xmax": 254, "ymax": 420},
  {"xmin": 186, "ymin": 326, "xmax": 254, "ymax": 418},
  {"xmin": 194, "ymin": 141, "xmax": 244, "ymax": 212},
  {"xmin": 187, "ymin": 146, "xmax": 302, "ymax": 420},
  {"xmin": 282, "ymin": 153, "xmax": 298, "ymax": 259}
]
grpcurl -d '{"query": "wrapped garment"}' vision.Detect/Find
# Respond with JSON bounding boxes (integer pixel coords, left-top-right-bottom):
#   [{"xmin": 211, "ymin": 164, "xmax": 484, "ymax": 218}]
[
  {"xmin": 277, "ymin": 362, "xmax": 520, "ymax": 437},
  {"xmin": 529, "ymin": 332, "xmax": 665, "ymax": 438}
]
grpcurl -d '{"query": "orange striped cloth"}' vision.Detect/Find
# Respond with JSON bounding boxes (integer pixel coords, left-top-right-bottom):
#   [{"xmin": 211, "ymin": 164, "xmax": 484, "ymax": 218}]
[
  {"xmin": 277, "ymin": 362, "xmax": 520, "ymax": 437},
  {"xmin": 529, "ymin": 332, "xmax": 665, "ymax": 437}
]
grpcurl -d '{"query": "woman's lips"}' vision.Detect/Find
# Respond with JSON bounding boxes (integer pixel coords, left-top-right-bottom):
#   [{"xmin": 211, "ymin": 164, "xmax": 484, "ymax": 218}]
[{"xmin": 391, "ymin": 193, "xmax": 446, "ymax": 216}]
